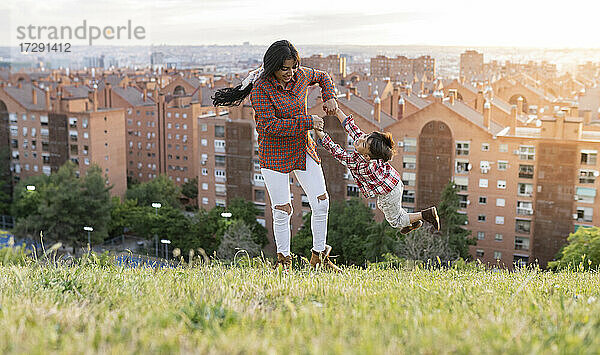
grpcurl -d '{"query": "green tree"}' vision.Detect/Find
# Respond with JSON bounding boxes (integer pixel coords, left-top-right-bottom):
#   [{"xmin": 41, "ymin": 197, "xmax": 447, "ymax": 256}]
[
  {"xmin": 437, "ymin": 181, "xmax": 475, "ymax": 259},
  {"xmin": 292, "ymin": 198, "xmax": 376, "ymax": 265},
  {"xmin": 181, "ymin": 177, "xmax": 198, "ymax": 200},
  {"xmin": 11, "ymin": 162, "xmax": 112, "ymax": 246},
  {"xmin": 217, "ymin": 220, "xmax": 262, "ymax": 260},
  {"xmin": 125, "ymin": 175, "xmax": 181, "ymax": 209},
  {"xmin": 548, "ymin": 227, "xmax": 600, "ymax": 270},
  {"xmin": 222, "ymin": 198, "xmax": 268, "ymax": 247}
]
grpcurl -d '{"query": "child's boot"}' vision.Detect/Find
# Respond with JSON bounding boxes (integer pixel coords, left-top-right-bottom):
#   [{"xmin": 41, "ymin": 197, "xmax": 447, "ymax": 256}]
[
  {"xmin": 421, "ymin": 207, "xmax": 440, "ymax": 231},
  {"xmin": 400, "ymin": 220, "xmax": 423, "ymax": 234}
]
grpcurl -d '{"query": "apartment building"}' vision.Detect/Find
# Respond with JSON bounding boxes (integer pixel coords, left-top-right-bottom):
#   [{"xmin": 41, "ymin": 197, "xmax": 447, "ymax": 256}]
[
  {"xmin": 0, "ymin": 80, "xmax": 127, "ymax": 196},
  {"xmin": 301, "ymin": 54, "xmax": 347, "ymax": 83},
  {"xmin": 460, "ymin": 50, "xmax": 484, "ymax": 82},
  {"xmin": 370, "ymin": 55, "xmax": 436, "ymax": 82}
]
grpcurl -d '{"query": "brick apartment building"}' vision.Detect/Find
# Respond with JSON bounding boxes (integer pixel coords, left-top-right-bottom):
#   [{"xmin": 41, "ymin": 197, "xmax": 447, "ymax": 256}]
[
  {"xmin": 370, "ymin": 55, "xmax": 436, "ymax": 82},
  {"xmin": 460, "ymin": 50, "xmax": 484, "ymax": 82},
  {"xmin": 301, "ymin": 54, "xmax": 347, "ymax": 83},
  {"xmin": 0, "ymin": 80, "xmax": 127, "ymax": 196}
]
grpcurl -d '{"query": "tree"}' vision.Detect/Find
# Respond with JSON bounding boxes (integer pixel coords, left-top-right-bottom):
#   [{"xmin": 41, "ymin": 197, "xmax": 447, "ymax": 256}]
[
  {"xmin": 222, "ymin": 198, "xmax": 268, "ymax": 247},
  {"xmin": 364, "ymin": 221, "xmax": 400, "ymax": 261},
  {"xmin": 548, "ymin": 227, "xmax": 600, "ymax": 270},
  {"xmin": 397, "ymin": 226, "xmax": 459, "ymax": 263},
  {"xmin": 125, "ymin": 175, "xmax": 181, "ymax": 209},
  {"xmin": 216, "ymin": 220, "xmax": 262, "ymax": 260},
  {"xmin": 11, "ymin": 162, "xmax": 112, "ymax": 247},
  {"xmin": 437, "ymin": 181, "xmax": 475, "ymax": 259},
  {"xmin": 181, "ymin": 177, "xmax": 198, "ymax": 200},
  {"xmin": 292, "ymin": 198, "xmax": 376, "ymax": 265}
]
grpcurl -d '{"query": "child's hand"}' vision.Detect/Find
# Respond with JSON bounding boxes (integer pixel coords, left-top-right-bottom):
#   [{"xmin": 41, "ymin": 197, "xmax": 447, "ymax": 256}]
[{"xmin": 313, "ymin": 129, "xmax": 325, "ymax": 139}]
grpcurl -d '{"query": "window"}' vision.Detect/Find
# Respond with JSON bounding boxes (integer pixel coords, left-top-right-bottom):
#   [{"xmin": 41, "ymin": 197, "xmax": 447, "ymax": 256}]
[
  {"xmin": 576, "ymin": 207, "xmax": 593, "ymax": 222},
  {"xmin": 402, "ymin": 172, "xmax": 416, "ymax": 186},
  {"xmin": 202, "ymin": 183, "xmax": 208, "ymax": 190},
  {"xmin": 456, "ymin": 141, "xmax": 470, "ymax": 156},
  {"xmin": 459, "ymin": 194, "xmax": 468, "ymax": 208},
  {"xmin": 215, "ymin": 169, "xmax": 226, "ymax": 178},
  {"xmin": 499, "ymin": 144, "xmax": 508, "ymax": 153},
  {"xmin": 479, "ymin": 196, "xmax": 487, "ymax": 204},
  {"xmin": 69, "ymin": 117, "xmax": 77, "ymax": 128},
  {"xmin": 201, "ymin": 124, "xmax": 207, "ymax": 131},
  {"xmin": 402, "ymin": 190, "xmax": 415, "ymax": 203},
  {"xmin": 301, "ymin": 194, "xmax": 310, "ymax": 207},
  {"xmin": 575, "ymin": 187, "xmax": 596, "ymax": 203},
  {"xmin": 514, "ymin": 236, "xmax": 530, "ymax": 251},
  {"xmin": 480, "ymin": 160, "xmax": 490, "ymax": 174},
  {"xmin": 481, "ymin": 143, "xmax": 490, "ymax": 152},
  {"xmin": 214, "ymin": 140, "xmax": 225, "ymax": 150},
  {"xmin": 517, "ymin": 201, "xmax": 533, "ymax": 215},
  {"xmin": 497, "ymin": 161, "xmax": 508, "ymax": 171},
  {"xmin": 493, "ymin": 251, "xmax": 502, "ymax": 260},
  {"xmin": 518, "ymin": 183, "xmax": 533, "ymax": 197},
  {"xmin": 215, "ymin": 125, "xmax": 225, "ymax": 137},
  {"xmin": 215, "ymin": 155, "xmax": 226, "ymax": 167},
  {"xmin": 31, "ymin": 127, "xmax": 36, "ymax": 137},
  {"xmin": 579, "ymin": 170, "xmax": 598, "ymax": 184},
  {"xmin": 454, "ymin": 176, "xmax": 468, "ymax": 191},
  {"xmin": 70, "ymin": 144, "xmax": 78, "ymax": 155},
  {"xmin": 495, "ymin": 216, "xmax": 505, "ymax": 225},
  {"xmin": 497, "ymin": 180, "xmax": 506, "ymax": 189},
  {"xmin": 581, "ymin": 150, "xmax": 598, "ymax": 165},
  {"xmin": 402, "ymin": 155, "xmax": 416, "ymax": 169},
  {"xmin": 455, "ymin": 159, "xmax": 470, "ymax": 174},
  {"xmin": 347, "ymin": 185, "xmax": 359, "ymax": 197},
  {"xmin": 215, "ymin": 184, "xmax": 226, "ymax": 196},
  {"xmin": 397, "ymin": 136, "xmax": 415, "ymax": 153},
  {"xmin": 202, "ymin": 197, "xmax": 209, "ymax": 205},
  {"xmin": 476, "ymin": 249, "xmax": 484, "ymax": 257},
  {"xmin": 518, "ymin": 165, "xmax": 534, "ymax": 179},
  {"xmin": 22, "ymin": 127, "xmax": 28, "ymax": 137},
  {"xmin": 479, "ymin": 179, "xmax": 488, "ymax": 188},
  {"xmin": 254, "ymin": 189, "xmax": 265, "ymax": 202},
  {"xmin": 515, "ymin": 219, "xmax": 531, "ymax": 234},
  {"xmin": 495, "ymin": 233, "xmax": 503, "ymax": 241},
  {"xmin": 201, "ymin": 139, "xmax": 207, "ymax": 146},
  {"xmin": 477, "ymin": 232, "xmax": 485, "ymax": 240},
  {"xmin": 40, "ymin": 115, "xmax": 48, "ymax": 125},
  {"xmin": 519, "ymin": 145, "xmax": 535, "ymax": 160},
  {"xmin": 478, "ymin": 214, "xmax": 486, "ymax": 222},
  {"xmin": 69, "ymin": 130, "xmax": 78, "ymax": 142}
]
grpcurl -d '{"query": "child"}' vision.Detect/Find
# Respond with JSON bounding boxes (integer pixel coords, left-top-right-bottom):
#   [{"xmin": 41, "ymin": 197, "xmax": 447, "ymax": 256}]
[{"xmin": 314, "ymin": 108, "xmax": 440, "ymax": 234}]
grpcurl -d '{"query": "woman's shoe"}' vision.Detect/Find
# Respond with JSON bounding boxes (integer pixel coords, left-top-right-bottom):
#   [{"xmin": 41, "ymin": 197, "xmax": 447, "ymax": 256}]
[{"xmin": 310, "ymin": 244, "xmax": 342, "ymax": 273}]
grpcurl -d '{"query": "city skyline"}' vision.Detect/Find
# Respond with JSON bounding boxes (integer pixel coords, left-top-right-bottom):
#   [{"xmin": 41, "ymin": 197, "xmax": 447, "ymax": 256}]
[{"xmin": 1, "ymin": 0, "xmax": 600, "ymax": 48}]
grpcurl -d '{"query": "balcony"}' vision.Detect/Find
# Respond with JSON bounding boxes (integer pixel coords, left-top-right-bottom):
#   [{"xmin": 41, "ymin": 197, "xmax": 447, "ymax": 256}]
[{"xmin": 516, "ymin": 208, "xmax": 533, "ymax": 216}]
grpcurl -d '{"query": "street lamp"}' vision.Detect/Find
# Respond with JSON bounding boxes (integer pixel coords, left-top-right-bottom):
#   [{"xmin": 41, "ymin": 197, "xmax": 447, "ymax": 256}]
[
  {"xmin": 151, "ymin": 202, "xmax": 161, "ymax": 257},
  {"xmin": 220, "ymin": 212, "xmax": 232, "ymax": 218},
  {"xmin": 25, "ymin": 185, "xmax": 36, "ymax": 236},
  {"xmin": 26, "ymin": 185, "xmax": 36, "ymax": 191},
  {"xmin": 83, "ymin": 226, "xmax": 93, "ymax": 253},
  {"xmin": 161, "ymin": 239, "xmax": 171, "ymax": 260}
]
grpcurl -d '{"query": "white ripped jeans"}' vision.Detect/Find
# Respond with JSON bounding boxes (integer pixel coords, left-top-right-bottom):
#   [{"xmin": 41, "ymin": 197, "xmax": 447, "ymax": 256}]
[{"xmin": 261, "ymin": 154, "xmax": 328, "ymax": 256}]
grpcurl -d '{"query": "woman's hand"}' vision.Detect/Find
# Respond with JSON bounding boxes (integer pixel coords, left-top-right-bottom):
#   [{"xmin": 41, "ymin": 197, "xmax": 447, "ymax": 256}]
[
  {"xmin": 312, "ymin": 115, "xmax": 324, "ymax": 131},
  {"xmin": 323, "ymin": 98, "xmax": 338, "ymax": 116}
]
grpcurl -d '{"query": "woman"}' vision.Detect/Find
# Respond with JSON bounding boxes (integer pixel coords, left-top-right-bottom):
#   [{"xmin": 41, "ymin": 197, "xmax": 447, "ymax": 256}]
[{"xmin": 213, "ymin": 40, "xmax": 341, "ymax": 271}]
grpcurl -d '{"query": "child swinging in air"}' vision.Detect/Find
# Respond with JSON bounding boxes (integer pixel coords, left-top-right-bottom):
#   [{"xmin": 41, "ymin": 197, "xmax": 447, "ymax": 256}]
[{"xmin": 314, "ymin": 108, "xmax": 440, "ymax": 234}]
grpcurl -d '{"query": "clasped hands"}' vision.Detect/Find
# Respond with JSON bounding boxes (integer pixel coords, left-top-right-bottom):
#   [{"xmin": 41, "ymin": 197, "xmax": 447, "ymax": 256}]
[{"xmin": 312, "ymin": 98, "xmax": 339, "ymax": 131}]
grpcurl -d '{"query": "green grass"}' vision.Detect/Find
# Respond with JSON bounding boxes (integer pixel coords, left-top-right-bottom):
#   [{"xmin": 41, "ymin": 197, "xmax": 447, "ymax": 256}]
[{"xmin": 1, "ymin": 260, "xmax": 600, "ymax": 354}]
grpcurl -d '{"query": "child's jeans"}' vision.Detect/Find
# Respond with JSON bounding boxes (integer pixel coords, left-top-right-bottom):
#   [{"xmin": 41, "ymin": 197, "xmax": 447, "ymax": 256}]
[{"xmin": 376, "ymin": 182, "xmax": 411, "ymax": 229}]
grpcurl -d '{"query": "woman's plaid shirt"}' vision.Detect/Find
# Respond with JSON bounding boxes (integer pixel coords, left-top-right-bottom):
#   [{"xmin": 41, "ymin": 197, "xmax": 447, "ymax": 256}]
[
  {"xmin": 250, "ymin": 66, "xmax": 336, "ymax": 173},
  {"xmin": 318, "ymin": 115, "xmax": 401, "ymax": 198}
]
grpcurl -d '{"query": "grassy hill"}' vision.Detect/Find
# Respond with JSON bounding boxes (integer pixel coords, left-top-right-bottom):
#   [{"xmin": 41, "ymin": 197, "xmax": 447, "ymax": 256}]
[{"xmin": 0, "ymin": 260, "xmax": 599, "ymax": 354}]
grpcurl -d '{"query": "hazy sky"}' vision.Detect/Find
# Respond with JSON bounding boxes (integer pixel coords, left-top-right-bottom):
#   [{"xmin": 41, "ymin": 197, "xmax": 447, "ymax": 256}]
[{"xmin": 1, "ymin": 0, "xmax": 599, "ymax": 48}]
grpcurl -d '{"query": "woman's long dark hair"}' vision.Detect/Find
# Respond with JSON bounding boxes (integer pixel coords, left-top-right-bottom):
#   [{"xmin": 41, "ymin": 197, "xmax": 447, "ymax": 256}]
[{"xmin": 212, "ymin": 40, "xmax": 300, "ymax": 106}]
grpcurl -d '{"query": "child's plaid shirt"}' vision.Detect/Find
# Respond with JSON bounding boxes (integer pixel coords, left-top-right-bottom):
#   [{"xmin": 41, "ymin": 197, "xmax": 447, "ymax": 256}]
[
  {"xmin": 318, "ymin": 115, "xmax": 401, "ymax": 198},
  {"xmin": 250, "ymin": 66, "xmax": 336, "ymax": 173}
]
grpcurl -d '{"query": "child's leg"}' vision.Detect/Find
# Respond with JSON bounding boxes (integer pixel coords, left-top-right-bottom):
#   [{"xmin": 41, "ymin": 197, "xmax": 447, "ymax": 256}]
[{"xmin": 377, "ymin": 184, "xmax": 411, "ymax": 229}]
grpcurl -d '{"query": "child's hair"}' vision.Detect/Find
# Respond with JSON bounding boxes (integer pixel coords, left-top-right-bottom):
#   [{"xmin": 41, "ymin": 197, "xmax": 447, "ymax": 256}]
[
  {"xmin": 367, "ymin": 132, "xmax": 396, "ymax": 161},
  {"xmin": 212, "ymin": 40, "xmax": 300, "ymax": 106}
]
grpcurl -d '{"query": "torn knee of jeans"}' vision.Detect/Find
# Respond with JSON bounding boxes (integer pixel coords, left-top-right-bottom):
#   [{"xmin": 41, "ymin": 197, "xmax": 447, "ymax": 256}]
[
  {"xmin": 317, "ymin": 193, "xmax": 328, "ymax": 201},
  {"xmin": 274, "ymin": 203, "xmax": 292, "ymax": 215}
]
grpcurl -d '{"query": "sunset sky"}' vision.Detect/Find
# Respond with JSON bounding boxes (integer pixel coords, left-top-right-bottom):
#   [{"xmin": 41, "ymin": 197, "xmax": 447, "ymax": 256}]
[{"xmin": 1, "ymin": 0, "xmax": 599, "ymax": 48}]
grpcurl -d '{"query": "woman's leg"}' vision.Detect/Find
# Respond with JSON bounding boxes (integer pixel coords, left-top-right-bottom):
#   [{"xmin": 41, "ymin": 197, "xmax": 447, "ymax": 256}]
[
  {"xmin": 261, "ymin": 168, "xmax": 292, "ymax": 256},
  {"xmin": 294, "ymin": 154, "xmax": 329, "ymax": 253}
]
